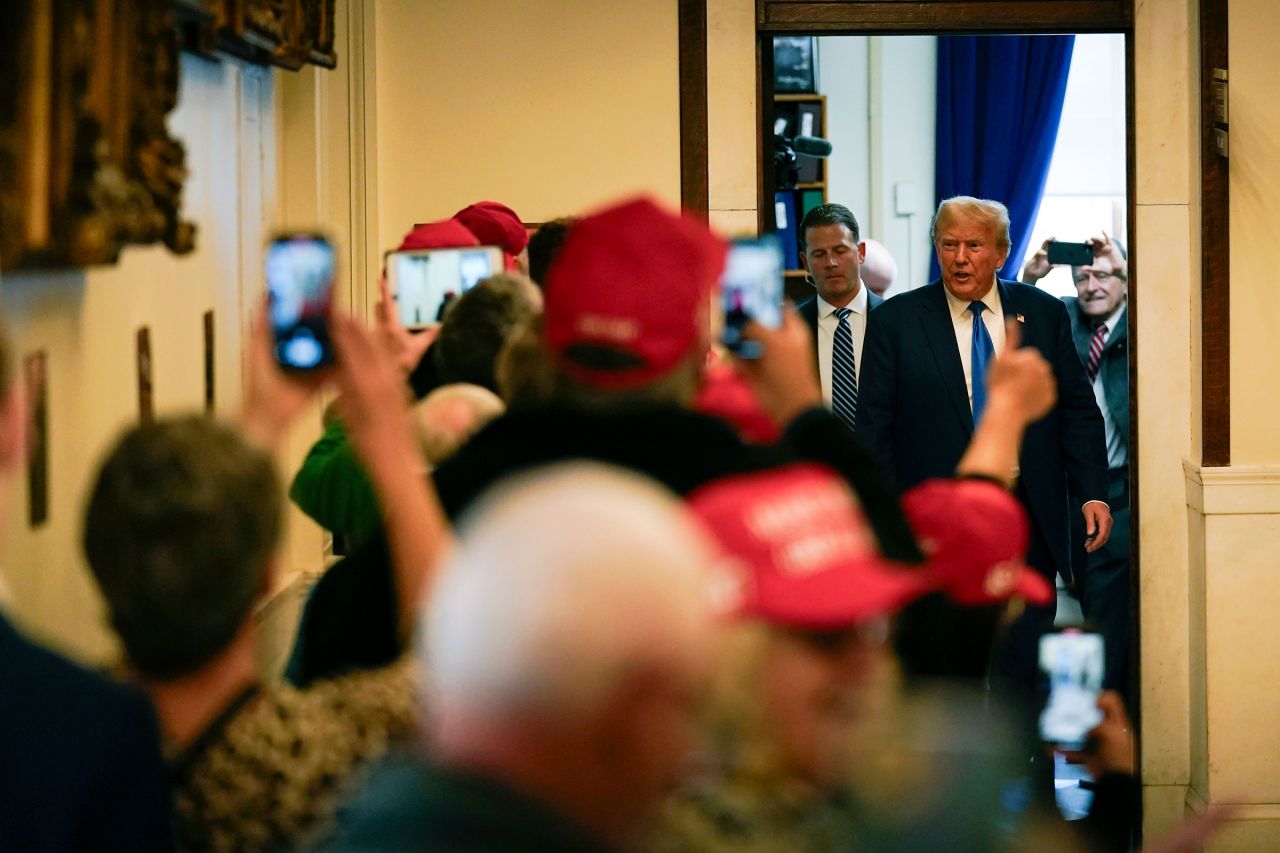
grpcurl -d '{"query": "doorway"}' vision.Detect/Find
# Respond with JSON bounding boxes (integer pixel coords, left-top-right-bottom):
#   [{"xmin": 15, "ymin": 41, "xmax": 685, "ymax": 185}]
[{"xmin": 752, "ymin": 0, "xmax": 1139, "ymax": 843}]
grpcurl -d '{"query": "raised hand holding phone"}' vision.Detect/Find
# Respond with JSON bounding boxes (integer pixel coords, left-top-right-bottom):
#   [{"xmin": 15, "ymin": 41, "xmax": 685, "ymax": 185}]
[{"xmin": 265, "ymin": 233, "xmax": 337, "ymax": 371}]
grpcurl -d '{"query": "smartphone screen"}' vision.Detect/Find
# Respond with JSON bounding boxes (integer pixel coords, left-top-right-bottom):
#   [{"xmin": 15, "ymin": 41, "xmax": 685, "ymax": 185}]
[
  {"xmin": 265, "ymin": 234, "xmax": 336, "ymax": 371},
  {"xmin": 1038, "ymin": 629, "xmax": 1105, "ymax": 750},
  {"xmin": 720, "ymin": 236, "xmax": 784, "ymax": 359},
  {"xmin": 1046, "ymin": 240, "xmax": 1094, "ymax": 267},
  {"xmin": 386, "ymin": 246, "xmax": 505, "ymax": 329}
]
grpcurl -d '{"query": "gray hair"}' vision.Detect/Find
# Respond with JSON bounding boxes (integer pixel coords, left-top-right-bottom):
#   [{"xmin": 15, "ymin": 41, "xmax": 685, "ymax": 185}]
[{"xmin": 423, "ymin": 462, "xmax": 717, "ymax": 720}]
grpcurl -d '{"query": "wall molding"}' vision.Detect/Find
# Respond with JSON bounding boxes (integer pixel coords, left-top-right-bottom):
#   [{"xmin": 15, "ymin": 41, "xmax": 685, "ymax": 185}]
[{"xmin": 1184, "ymin": 459, "xmax": 1280, "ymax": 515}]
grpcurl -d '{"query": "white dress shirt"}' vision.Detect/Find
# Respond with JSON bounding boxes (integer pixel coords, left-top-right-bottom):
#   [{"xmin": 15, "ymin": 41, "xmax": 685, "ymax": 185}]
[
  {"xmin": 1090, "ymin": 304, "xmax": 1127, "ymax": 469},
  {"xmin": 942, "ymin": 281, "xmax": 1007, "ymax": 413},
  {"xmin": 816, "ymin": 286, "xmax": 869, "ymax": 407}
]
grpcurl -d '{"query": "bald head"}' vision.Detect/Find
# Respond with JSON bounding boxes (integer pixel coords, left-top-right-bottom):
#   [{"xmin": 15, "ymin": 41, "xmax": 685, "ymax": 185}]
[
  {"xmin": 411, "ymin": 383, "xmax": 504, "ymax": 466},
  {"xmin": 425, "ymin": 462, "xmax": 717, "ymax": 721}
]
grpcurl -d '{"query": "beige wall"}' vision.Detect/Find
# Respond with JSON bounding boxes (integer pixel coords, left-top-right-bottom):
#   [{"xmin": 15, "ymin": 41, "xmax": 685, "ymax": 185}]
[
  {"xmin": 1131, "ymin": 0, "xmax": 1201, "ymax": 837},
  {"xmin": 1180, "ymin": 0, "xmax": 1280, "ymax": 847},
  {"xmin": 0, "ymin": 57, "xmax": 282, "ymax": 662},
  {"xmin": 0, "ymin": 15, "xmax": 376, "ymax": 665},
  {"xmin": 372, "ymin": 0, "xmax": 682, "ymax": 255},
  {"xmin": 1228, "ymin": 0, "xmax": 1280, "ymax": 465}
]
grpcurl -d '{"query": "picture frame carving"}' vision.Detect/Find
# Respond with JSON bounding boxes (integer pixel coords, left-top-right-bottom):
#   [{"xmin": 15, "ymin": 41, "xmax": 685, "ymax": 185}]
[
  {"xmin": 0, "ymin": 0, "xmax": 196, "ymax": 271},
  {"xmin": 176, "ymin": 0, "xmax": 337, "ymax": 70}
]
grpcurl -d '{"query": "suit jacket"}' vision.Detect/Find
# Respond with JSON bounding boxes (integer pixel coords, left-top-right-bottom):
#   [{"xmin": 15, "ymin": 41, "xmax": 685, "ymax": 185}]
[
  {"xmin": 857, "ymin": 279, "xmax": 1108, "ymax": 578},
  {"xmin": 0, "ymin": 610, "xmax": 173, "ymax": 851},
  {"xmin": 1064, "ymin": 297, "xmax": 1129, "ymax": 466},
  {"xmin": 795, "ymin": 287, "xmax": 884, "ymax": 378}
]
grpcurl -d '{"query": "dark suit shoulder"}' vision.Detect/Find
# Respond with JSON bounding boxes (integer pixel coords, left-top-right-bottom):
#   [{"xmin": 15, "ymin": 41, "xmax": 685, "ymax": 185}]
[
  {"xmin": 867, "ymin": 281, "xmax": 942, "ymax": 319},
  {"xmin": 1003, "ymin": 279, "xmax": 1070, "ymax": 312},
  {"xmin": 794, "ymin": 293, "xmax": 819, "ymax": 329}
]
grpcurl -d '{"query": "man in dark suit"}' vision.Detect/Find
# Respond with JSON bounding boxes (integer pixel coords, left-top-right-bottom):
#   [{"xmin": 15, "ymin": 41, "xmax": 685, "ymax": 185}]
[
  {"xmin": 858, "ymin": 196, "xmax": 1112, "ymax": 682},
  {"xmin": 1024, "ymin": 234, "xmax": 1130, "ymax": 694},
  {"xmin": 793, "ymin": 204, "xmax": 883, "ymax": 431}
]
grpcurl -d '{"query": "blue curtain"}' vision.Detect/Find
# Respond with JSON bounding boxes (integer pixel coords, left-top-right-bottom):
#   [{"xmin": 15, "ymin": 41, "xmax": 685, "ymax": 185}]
[{"xmin": 931, "ymin": 35, "xmax": 1075, "ymax": 281}]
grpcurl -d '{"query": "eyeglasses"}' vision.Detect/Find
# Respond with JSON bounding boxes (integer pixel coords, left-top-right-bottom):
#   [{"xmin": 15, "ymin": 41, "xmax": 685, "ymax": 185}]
[{"xmin": 1073, "ymin": 270, "xmax": 1125, "ymax": 285}]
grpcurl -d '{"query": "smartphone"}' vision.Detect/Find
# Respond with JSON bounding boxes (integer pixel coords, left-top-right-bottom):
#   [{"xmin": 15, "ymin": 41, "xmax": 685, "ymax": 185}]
[
  {"xmin": 720, "ymin": 236, "xmax": 784, "ymax": 358},
  {"xmin": 1038, "ymin": 628, "xmax": 1106, "ymax": 750},
  {"xmin": 265, "ymin": 233, "xmax": 336, "ymax": 371},
  {"xmin": 1046, "ymin": 240, "xmax": 1094, "ymax": 267},
  {"xmin": 386, "ymin": 246, "xmax": 505, "ymax": 329}
]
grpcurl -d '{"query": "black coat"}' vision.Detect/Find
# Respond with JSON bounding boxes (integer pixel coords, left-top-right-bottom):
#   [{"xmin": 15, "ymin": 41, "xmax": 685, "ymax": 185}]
[
  {"xmin": 287, "ymin": 403, "xmax": 922, "ymax": 687},
  {"xmin": 856, "ymin": 279, "xmax": 1108, "ymax": 579},
  {"xmin": 0, "ymin": 611, "xmax": 172, "ymax": 851},
  {"xmin": 794, "ymin": 288, "xmax": 885, "ymax": 381},
  {"xmin": 1064, "ymin": 297, "xmax": 1128, "ymax": 464}
]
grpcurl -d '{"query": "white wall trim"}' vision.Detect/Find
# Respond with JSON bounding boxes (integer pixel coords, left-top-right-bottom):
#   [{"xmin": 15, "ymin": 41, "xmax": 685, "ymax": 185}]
[
  {"xmin": 346, "ymin": 0, "xmax": 379, "ymax": 321},
  {"xmin": 1184, "ymin": 459, "xmax": 1280, "ymax": 515}
]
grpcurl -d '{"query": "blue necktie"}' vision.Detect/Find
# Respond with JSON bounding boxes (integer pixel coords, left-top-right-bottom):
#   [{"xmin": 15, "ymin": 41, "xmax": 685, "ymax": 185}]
[
  {"xmin": 968, "ymin": 301, "xmax": 995, "ymax": 425},
  {"xmin": 832, "ymin": 307, "xmax": 858, "ymax": 430}
]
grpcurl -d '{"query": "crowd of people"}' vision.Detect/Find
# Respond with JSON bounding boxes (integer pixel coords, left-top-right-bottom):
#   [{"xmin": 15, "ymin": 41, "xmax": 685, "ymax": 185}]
[{"xmin": 0, "ymin": 194, "xmax": 1226, "ymax": 851}]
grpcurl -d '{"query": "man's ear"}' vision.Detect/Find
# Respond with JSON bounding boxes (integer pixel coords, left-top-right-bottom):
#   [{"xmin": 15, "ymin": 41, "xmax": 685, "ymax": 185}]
[
  {"xmin": 798, "ymin": 249, "xmax": 809, "ymax": 273},
  {"xmin": 259, "ymin": 551, "xmax": 281, "ymax": 599},
  {"xmin": 0, "ymin": 386, "xmax": 29, "ymax": 474},
  {"xmin": 857, "ymin": 242, "xmax": 867, "ymax": 263}
]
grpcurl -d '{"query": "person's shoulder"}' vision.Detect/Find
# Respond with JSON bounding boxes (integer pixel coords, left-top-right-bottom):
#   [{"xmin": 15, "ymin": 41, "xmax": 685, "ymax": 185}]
[
  {"xmin": 871, "ymin": 281, "xmax": 941, "ymax": 318},
  {"xmin": 1002, "ymin": 279, "xmax": 1067, "ymax": 311},
  {"xmin": 0, "ymin": 612, "xmax": 151, "ymax": 723},
  {"xmin": 793, "ymin": 293, "xmax": 819, "ymax": 325}
]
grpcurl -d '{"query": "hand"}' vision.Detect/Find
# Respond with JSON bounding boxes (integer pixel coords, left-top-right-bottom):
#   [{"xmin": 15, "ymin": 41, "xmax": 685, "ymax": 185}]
[
  {"xmin": 240, "ymin": 296, "xmax": 327, "ymax": 449},
  {"xmin": 375, "ymin": 273, "xmax": 438, "ymax": 378},
  {"xmin": 984, "ymin": 320, "xmax": 1056, "ymax": 425},
  {"xmin": 732, "ymin": 308, "xmax": 822, "ymax": 426},
  {"xmin": 1083, "ymin": 500, "xmax": 1113, "ymax": 551},
  {"xmin": 1062, "ymin": 690, "xmax": 1134, "ymax": 777},
  {"xmin": 1084, "ymin": 231, "xmax": 1128, "ymax": 279},
  {"xmin": 1021, "ymin": 236, "xmax": 1055, "ymax": 284},
  {"xmin": 329, "ymin": 313, "xmax": 416, "ymax": 469}
]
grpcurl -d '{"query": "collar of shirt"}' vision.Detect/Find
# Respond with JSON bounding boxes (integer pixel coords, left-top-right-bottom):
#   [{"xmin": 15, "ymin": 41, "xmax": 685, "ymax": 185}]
[
  {"xmin": 1098, "ymin": 302, "xmax": 1126, "ymax": 336},
  {"xmin": 817, "ymin": 283, "xmax": 868, "ymax": 320},
  {"xmin": 943, "ymin": 278, "xmax": 1003, "ymax": 324}
]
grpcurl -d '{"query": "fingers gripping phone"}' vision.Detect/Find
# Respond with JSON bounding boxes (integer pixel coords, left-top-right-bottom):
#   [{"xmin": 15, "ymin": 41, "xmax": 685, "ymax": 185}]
[
  {"xmin": 1046, "ymin": 241, "xmax": 1094, "ymax": 267},
  {"xmin": 386, "ymin": 246, "xmax": 505, "ymax": 330},
  {"xmin": 720, "ymin": 236, "xmax": 784, "ymax": 359},
  {"xmin": 266, "ymin": 233, "xmax": 337, "ymax": 371},
  {"xmin": 1038, "ymin": 628, "xmax": 1105, "ymax": 750}
]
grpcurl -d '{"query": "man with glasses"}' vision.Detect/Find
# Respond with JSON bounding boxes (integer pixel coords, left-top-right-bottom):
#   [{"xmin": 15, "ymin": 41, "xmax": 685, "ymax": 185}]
[{"xmin": 1023, "ymin": 234, "xmax": 1130, "ymax": 695}]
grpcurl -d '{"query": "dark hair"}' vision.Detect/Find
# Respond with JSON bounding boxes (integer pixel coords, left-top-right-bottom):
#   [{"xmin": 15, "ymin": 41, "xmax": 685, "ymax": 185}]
[
  {"xmin": 799, "ymin": 203, "xmax": 861, "ymax": 251},
  {"xmin": 83, "ymin": 416, "xmax": 281, "ymax": 680},
  {"xmin": 891, "ymin": 592, "xmax": 1006, "ymax": 681},
  {"xmin": 526, "ymin": 218, "xmax": 575, "ymax": 288},
  {"xmin": 436, "ymin": 273, "xmax": 542, "ymax": 394}
]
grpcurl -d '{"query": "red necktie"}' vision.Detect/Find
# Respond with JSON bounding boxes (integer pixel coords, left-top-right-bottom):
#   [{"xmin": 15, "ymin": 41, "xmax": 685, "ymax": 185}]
[{"xmin": 1086, "ymin": 324, "xmax": 1107, "ymax": 382}]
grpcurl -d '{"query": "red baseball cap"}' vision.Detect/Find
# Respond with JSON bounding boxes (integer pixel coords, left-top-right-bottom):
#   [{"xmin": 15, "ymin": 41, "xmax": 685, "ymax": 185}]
[
  {"xmin": 544, "ymin": 196, "xmax": 727, "ymax": 390},
  {"xmin": 453, "ymin": 201, "xmax": 529, "ymax": 259},
  {"xmin": 688, "ymin": 464, "xmax": 932, "ymax": 629},
  {"xmin": 693, "ymin": 355, "xmax": 780, "ymax": 444},
  {"xmin": 901, "ymin": 479, "xmax": 1053, "ymax": 606},
  {"xmin": 397, "ymin": 219, "xmax": 480, "ymax": 252}
]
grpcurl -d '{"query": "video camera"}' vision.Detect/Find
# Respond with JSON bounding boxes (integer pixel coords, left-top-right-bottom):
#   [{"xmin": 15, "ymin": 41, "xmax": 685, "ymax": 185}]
[{"xmin": 773, "ymin": 133, "xmax": 833, "ymax": 191}]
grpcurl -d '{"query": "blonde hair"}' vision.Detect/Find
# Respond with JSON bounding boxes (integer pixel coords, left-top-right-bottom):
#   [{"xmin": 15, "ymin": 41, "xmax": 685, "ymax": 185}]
[{"xmin": 931, "ymin": 196, "xmax": 1011, "ymax": 250}]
